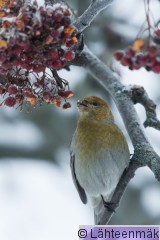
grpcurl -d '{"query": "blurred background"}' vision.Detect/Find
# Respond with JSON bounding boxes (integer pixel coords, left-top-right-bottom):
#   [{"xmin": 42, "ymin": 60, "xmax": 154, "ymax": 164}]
[{"xmin": 0, "ymin": 0, "xmax": 160, "ymax": 239}]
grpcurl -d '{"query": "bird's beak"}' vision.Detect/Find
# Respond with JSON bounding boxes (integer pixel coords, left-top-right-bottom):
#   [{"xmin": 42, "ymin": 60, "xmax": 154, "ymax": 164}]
[{"xmin": 77, "ymin": 100, "xmax": 88, "ymax": 108}]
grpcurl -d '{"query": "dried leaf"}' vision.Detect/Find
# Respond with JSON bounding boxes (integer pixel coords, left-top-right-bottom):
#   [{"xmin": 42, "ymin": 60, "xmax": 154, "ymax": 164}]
[{"xmin": 132, "ymin": 38, "xmax": 144, "ymax": 52}]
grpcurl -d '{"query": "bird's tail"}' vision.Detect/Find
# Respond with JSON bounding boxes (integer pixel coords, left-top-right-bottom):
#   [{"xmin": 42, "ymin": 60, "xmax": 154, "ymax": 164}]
[
  {"xmin": 94, "ymin": 198, "xmax": 105, "ymax": 224},
  {"xmin": 92, "ymin": 194, "xmax": 112, "ymax": 225}
]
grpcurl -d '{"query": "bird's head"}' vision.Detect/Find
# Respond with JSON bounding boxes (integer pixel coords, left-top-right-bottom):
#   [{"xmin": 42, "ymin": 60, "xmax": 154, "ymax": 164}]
[{"xmin": 77, "ymin": 96, "xmax": 114, "ymax": 122}]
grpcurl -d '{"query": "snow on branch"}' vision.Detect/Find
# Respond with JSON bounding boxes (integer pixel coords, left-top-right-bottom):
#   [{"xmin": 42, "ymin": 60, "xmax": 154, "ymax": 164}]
[{"xmin": 74, "ymin": 0, "xmax": 113, "ymax": 32}]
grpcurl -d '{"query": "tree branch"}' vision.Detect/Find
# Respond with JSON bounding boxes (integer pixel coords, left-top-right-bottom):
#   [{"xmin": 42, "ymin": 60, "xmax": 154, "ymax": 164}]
[
  {"xmin": 72, "ymin": 46, "xmax": 160, "ymax": 224},
  {"xmin": 74, "ymin": 0, "xmax": 113, "ymax": 33},
  {"xmin": 98, "ymin": 159, "xmax": 142, "ymax": 225},
  {"xmin": 127, "ymin": 85, "xmax": 160, "ymax": 130}
]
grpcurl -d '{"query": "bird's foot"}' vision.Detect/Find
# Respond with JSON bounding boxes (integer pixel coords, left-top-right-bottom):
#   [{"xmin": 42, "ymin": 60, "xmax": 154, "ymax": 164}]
[{"xmin": 101, "ymin": 195, "xmax": 118, "ymax": 212}]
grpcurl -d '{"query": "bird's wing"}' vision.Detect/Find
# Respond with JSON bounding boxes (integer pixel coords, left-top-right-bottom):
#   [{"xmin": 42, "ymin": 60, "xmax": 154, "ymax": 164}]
[{"xmin": 70, "ymin": 151, "xmax": 87, "ymax": 204}]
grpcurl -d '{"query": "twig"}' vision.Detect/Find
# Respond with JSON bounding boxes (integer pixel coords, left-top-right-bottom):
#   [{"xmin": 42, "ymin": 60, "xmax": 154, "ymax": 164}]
[
  {"xmin": 51, "ymin": 69, "xmax": 63, "ymax": 89},
  {"xmin": 129, "ymin": 85, "xmax": 160, "ymax": 130},
  {"xmin": 73, "ymin": 0, "xmax": 114, "ymax": 33}
]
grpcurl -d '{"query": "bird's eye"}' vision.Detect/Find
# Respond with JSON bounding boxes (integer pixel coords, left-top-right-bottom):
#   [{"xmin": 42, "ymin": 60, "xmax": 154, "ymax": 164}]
[{"xmin": 91, "ymin": 102, "xmax": 99, "ymax": 106}]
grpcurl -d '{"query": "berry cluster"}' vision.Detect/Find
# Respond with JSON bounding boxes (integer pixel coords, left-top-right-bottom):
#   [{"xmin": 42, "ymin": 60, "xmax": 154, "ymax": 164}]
[
  {"xmin": 0, "ymin": 1, "xmax": 78, "ymax": 74},
  {"xmin": 0, "ymin": 1, "xmax": 78, "ymax": 109},
  {"xmin": 114, "ymin": 34, "xmax": 160, "ymax": 73},
  {"xmin": 0, "ymin": 70, "xmax": 73, "ymax": 109}
]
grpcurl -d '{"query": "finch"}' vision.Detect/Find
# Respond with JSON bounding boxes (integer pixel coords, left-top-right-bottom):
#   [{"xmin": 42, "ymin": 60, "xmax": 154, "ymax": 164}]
[{"xmin": 70, "ymin": 96, "xmax": 130, "ymax": 224}]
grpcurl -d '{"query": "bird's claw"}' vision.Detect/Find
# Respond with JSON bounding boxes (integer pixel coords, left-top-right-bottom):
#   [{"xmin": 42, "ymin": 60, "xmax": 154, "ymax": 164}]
[{"xmin": 101, "ymin": 195, "xmax": 118, "ymax": 212}]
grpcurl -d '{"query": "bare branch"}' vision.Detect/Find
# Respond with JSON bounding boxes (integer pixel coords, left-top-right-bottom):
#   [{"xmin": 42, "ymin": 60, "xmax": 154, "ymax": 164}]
[
  {"xmin": 128, "ymin": 85, "xmax": 160, "ymax": 130},
  {"xmin": 74, "ymin": 0, "xmax": 113, "ymax": 33}
]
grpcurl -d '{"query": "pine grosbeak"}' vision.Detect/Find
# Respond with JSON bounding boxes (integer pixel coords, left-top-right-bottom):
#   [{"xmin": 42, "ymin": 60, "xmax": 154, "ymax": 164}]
[{"xmin": 70, "ymin": 96, "xmax": 130, "ymax": 224}]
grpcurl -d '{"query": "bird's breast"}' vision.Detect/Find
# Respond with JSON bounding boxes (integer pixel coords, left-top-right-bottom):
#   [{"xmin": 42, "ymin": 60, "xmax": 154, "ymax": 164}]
[{"xmin": 75, "ymin": 121, "xmax": 120, "ymax": 161}]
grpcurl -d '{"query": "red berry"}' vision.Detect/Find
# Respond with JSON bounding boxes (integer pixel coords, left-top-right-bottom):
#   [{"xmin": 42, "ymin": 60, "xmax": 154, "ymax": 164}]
[
  {"xmin": 23, "ymin": 88, "xmax": 33, "ymax": 97},
  {"xmin": 130, "ymin": 63, "xmax": 140, "ymax": 70},
  {"xmin": 64, "ymin": 90, "xmax": 74, "ymax": 99},
  {"xmin": 136, "ymin": 54, "xmax": 146, "ymax": 67},
  {"xmin": 13, "ymin": 45, "xmax": 23, "ymax": 54},
  {"xmin": 51, "ymin": 30, "xmax": 59, "ymax": 40},
  {"xmin": 65, "ymin": 39, "xmax": 75, "ymax": 48},
  {"xmin": 152, "ymin": 64, "xmax": 160, "ymax": 73},
  {"xmin": 33, "ymin": 65, "xmax": 45, "ymax": 73},
  {"xmin": 13, "ymin": 59, "xmax": 23, "ymax": 66},
  {"xmin": 26, "ymin": 95, "xmax": 37, "ymax": 106},
  {"xmin": 58, "ymin": 90, "xmax": 73, "ymax": 98},
  {"xmin": 49, "ymin": 96, "xmax": 56, "ymax": 104},
  {"xmin": 55, "ymin": 13, "xmax": 63, "ymax": 22},
  {"xmin": 2, "ymin": 61, "xmax": 12, "ymax": 70},
  {"xmin": 20, "ymin": 63, "xmax": 32, "ymax": 71},
  {"xmin": 52, "ymin": 60, "xmax": 62, "ymax": 69},
  {"xmin": 125, "ymin": 48, "xmax": 135, "ymax": 58},
  {"xmin": 61, "ymin": 32, "xmax": 70, "ymax": 39},
  {"xmin": 55, "ymin": 97, "xmax": 61, "ymax": 107},
  {"xmin": 8, "ymin": 85, "xmax": 17, "ymax": 95},
  {"xmin": 5, "ymin": 97, "xmax": 16, "ymax": 107},
  {"xmin": 62, "ymin": 102, "xmax": 71, "ymax": 110},
  {"xmin": 120, "ymin": 56, "xmax": 132, "ymax": 67},
  {"xmin": 43, "ymin": 91, "xmax": 51, "ymax": 101},
  {"xmin": 147, "ymin": 45, "xmax": 158, "ymax": 57},
  {"xmin": 58, "ymin": 90, "xmax": 65, "ymax": 97},
  {"xmin": 50, "ymin": 51, "xmax": 58, "ymax": 61},
  {"xmin": 64, "ymin": 51, "xmax": 75, "ymax": 61},
  {"xmin": 60, "ymin": 60, "xmax": 67, "ymax": 68},
  {"xmin": 114, "ymin": 51, "xmax": 124, "ymax": 61},
  {"xmin": 0, "ymin": 54, "xmax": 6, "ymax": 62}
]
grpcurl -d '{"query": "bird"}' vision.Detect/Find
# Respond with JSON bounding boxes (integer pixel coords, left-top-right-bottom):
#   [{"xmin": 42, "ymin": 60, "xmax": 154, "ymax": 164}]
[{"xmin": 70, "ymin": 96, "xmax": 130, "ymax": 224}]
